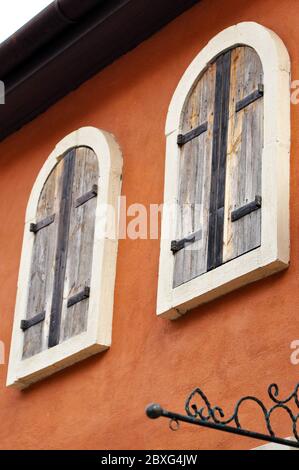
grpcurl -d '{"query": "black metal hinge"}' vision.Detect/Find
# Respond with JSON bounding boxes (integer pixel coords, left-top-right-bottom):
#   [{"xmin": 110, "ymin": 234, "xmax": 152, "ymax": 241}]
[
  {"xmin": 171, "ymin": 230, "xmax": 202, "ymax": 254},
  {"xmin": 231, "ymin": 195, "xmax": 262, "ymax": 222},
  {"xmin": 75, "ymin": 184, "xmax": 98, "ymax": 208},
  {"xmin": 67, "ymin": 287, "xmax": 90, "ymax": 308},
  {"xmin": 236, "ymin": 84, "xmax": 264, "ymax": 113},
  {"xmin": 30, "ymin": 214, "xmax": 55, "ymax": 233},
  {"xmin": 177, "ymin": 122, "xmax": 208, "ymax": 146},
  {"xmin": 21, "ymin": 311, "xmax": 45, "ymax": 331}
]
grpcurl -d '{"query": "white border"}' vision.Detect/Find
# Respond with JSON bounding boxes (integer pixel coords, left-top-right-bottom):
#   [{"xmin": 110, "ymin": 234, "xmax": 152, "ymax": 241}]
[
  {"xmin": 7, "ymin": 127, "xmax": 123, "ymax": 388},
  {"xmin": 157, "ymin": 22, "xmax": 291, "ymax": 319}
]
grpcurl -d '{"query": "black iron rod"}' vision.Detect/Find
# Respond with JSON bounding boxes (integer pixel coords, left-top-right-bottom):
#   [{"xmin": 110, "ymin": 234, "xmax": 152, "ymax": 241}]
[{"xmin": 152, "ymin": 407, "xmax": 299, "ymax": 449}]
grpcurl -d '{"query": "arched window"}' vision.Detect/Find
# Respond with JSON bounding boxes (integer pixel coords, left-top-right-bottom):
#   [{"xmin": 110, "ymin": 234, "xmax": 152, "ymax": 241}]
[
  {"xmin": 7, "ymin": 127, "xmax": 123, "ymax": 388},
  {"xmin": 157, "ymin": 22, "xmax": 290, "ymax": 319}
]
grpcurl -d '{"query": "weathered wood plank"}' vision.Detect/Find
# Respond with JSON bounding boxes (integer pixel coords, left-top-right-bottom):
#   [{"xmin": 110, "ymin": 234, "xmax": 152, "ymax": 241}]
[
  {"xmin": 173, "ymin": 60, "xmax": 216, "ymax": 287},
  {"xmin": 207, "ymin": 50, "xmax": 231, "ymax": 271},
  {"xmin": 23, "ymin": 161, "xmax": 63, "ymax": 359},
  {"xmin": 223, "ymin": 46, "xmax": 263, "ymax": 263},
  {"xmin": 48, "ymin": 149, "xmax": 76, "ymax": 348},
  {"xmin": 61, "ymin": 147, "xmax": 98, "ymax": 341}
]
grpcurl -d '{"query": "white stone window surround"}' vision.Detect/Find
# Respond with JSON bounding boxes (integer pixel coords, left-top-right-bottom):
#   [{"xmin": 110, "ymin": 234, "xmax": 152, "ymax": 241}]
[
  {"xmin": 7, "ymin": 127, "xmax": 123, "ymax": 388},
  {"xmin": 157, "ymin": 22, "xmax": 291, "ymax": 319}
]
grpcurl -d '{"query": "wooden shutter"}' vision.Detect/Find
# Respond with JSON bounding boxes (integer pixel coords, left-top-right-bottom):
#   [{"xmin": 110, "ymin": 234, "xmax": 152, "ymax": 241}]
[
  {"xmin": 22, "ymin": 163, "xmax": 62, "ymax": 359},
  {"xmin": 61, "ymin": 147, "xmax": 98, "ymax": 343},
  {"xmin": 173, "ymin": 46, "xmax": 264, "ymax": 288},
  {"xmin": 22, "ymin": 147, "xmax": 98, "ymax": 359},
  {"xmin": 223, "ymin": 47, "xmax": 263, "ymax": 263},
  {"xmin": 173, "ymin": 60, "xmax": 216, "ymax": 288}
]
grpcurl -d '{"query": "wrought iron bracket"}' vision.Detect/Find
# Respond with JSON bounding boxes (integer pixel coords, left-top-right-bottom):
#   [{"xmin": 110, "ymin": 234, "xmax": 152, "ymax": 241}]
[{"xmin": 146, "ymin": 383, "xmax": 299, "ymax": 449}]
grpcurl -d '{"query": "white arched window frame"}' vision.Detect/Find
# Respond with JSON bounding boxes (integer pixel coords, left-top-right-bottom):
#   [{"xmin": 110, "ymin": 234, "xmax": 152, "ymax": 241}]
[
  {"xmin": 157, "ymin": 22, "xmax": 291, "ymax": 319},
  {"xmin": 7, "ymin": 127, "xmax": 123, "ymax": 388}
]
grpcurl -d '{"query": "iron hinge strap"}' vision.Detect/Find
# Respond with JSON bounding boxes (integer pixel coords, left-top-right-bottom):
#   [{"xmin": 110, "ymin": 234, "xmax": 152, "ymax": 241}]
[
  {"xmin": 75, "ymin": 184, "xmax": 98, "ymax": 208},
  {"xmin": 171, "ymin": 230, "xmax": 202, "ymax": 254},
  {"xmin": 231, "ymin": 195, "xmax": 262, "ymax": 222},
  {"xmin": 30, "ymin": 214, "xmax": 55, "ymax": 233},
  {"xmin": 21, "ymin": 311, "xmax": 46, "ymax": 331},
  {"xmin": 177, "ymin": 122, "xmax": 208, "ymax": 146},
  {"xmin": 67, "ymin": 287, "xmax": 90, "ymax": 308},
  {"xmin": 236, "ymin": 84, "xmax": 264, "ymax": 113}
]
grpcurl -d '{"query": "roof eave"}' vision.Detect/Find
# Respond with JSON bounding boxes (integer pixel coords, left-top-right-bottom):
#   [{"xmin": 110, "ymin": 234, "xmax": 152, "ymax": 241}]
[{"xmin": 0, "ymin": 0, "xmax": 200, "ymax": 143}]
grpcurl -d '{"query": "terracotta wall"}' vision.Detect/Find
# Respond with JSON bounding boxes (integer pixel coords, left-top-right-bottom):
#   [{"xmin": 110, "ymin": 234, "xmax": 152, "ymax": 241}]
[{"xmin": 0, "ymin": 0, "xmax": 298, "ymax": 450}]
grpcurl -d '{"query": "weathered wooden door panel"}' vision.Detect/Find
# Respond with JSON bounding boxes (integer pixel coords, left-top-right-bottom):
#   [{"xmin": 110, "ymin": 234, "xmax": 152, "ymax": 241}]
[
  {"xmin": 48, "ymin": 149, "xmax": 76, "ymax": 348},
  {"xmin": 23, "ymin": 162, "xmax": 63, "ymax": 359},
  {"xmin": 223, "ymin": 47, "xmax": 263, "ymax": 263},
  {"xmin": 173, "ymin": 62, "xmax": 216, "ymax": 287},
  {"xmin": 173, "ymin": 46, "xmax": 264, "ymax": 288},
  {"xmin": 23, "ymin": 146, "xmax": 99, "ymax": 358},
  {"xmin": 62, "ymin": 147, "xmax": 98, "ymax": 341},
  {"xmin": 207, "ymin": 50, "xmax": 232, "ymax": 272}
]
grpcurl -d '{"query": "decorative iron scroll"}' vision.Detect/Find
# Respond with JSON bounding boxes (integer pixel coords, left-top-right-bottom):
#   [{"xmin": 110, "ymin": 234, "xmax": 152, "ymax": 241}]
[{"xmin": 146, "ymin": 383, "xmax": 299, "ymax": 449}]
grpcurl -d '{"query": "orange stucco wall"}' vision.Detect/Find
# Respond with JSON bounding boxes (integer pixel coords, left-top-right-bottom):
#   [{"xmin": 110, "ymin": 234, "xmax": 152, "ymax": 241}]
[{"xmin": 0, "ymin": 0, "xmax": 299, "ymax": 450}]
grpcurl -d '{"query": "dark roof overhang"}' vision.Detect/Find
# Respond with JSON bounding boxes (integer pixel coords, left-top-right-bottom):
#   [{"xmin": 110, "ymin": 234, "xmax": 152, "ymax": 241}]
[{"xmin": 0, "ymin": 0, "xmax": 199, "ymax": 142}]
